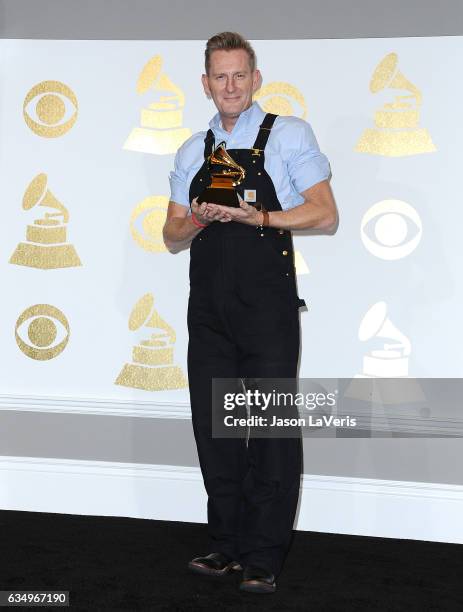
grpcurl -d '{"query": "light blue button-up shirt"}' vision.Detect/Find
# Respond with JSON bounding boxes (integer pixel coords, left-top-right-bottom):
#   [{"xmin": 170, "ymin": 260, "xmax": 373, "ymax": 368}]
[{"xmin": 169, "ymin": 101, "xmax": 331, "ymax": 210}]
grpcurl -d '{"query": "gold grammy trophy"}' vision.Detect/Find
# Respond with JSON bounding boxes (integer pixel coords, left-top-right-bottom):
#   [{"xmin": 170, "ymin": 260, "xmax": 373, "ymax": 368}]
[
  {"xmin": 9, "ymin": 173, "xmax": 81, "ymax": 269},
  {"xmin": 355, "ymin": 52, "xmax": 436, "ymax": 157},
  {"xmin": 124, "ymin": 55, "xmax": 191, "ymax": 155},
  {"xmin": 197, "ymin": 142, "xmax": 246, "ymax": 207},
  {"xmin": 115, "ymin": 293, "xmax": 188, "ymax": 391}
]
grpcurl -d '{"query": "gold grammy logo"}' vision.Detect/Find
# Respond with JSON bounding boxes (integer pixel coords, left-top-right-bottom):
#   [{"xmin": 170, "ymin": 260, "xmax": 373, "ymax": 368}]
[
  {"xmin": 253, "ymin": 82, "xmax": 307, "ymax": 119},
  {"xmin": 15, "ymin": 304, "xmax": 70, "ymax": 360},
  {"xmin": 124, "ymin": 55, "xmax": 191, "ymax": 155},
  {"xmin": 130, "ymin": 196, "xmax": 168, "ymax": 252},
  {"xmin": 115, "ymin": 293, "xmax": 188, "ymax": 391},
  {"xmin": 23, "ymin": 80, "xmax": 78, "ymax": 138},
  {"xmin": 9, "ymin": 173, "xmax": 81, "ymax": 269},
  {"xmin": 355, "ymin": 52, "xmax": 436, "ymax": 157}
]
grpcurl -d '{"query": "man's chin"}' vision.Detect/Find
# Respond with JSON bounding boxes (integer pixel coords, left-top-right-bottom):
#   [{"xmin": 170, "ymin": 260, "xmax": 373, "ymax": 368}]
[
  {"xmin": 220, "ymin": 102, "xmax": 250, "ymax": 118},
  {"xmin": 222, "ymin": 110, "xmax": 241, "ymax": 119}
]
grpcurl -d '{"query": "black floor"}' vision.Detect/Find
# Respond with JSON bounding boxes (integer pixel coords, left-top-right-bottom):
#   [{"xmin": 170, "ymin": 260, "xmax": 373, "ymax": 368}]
[{"xmin": 1, "ymin": 509, "xmax": 462, "ymax": 611}]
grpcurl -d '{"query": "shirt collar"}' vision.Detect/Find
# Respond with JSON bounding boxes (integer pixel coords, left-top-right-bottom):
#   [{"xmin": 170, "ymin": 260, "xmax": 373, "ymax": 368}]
[{"xmin": 208, "ymin": 101, "xmax": 265, "ymax": 135}]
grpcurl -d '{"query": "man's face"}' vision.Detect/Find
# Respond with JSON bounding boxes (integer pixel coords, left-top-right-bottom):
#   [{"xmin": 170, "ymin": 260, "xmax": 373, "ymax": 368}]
[{"xmin": 202, "ymin": 49, "xmax": 261, "ymax": 120}]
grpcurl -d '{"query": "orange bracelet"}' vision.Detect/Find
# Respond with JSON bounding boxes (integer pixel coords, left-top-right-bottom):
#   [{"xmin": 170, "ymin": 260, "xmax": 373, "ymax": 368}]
[{"xmin": 191, "ymin": 212, "xmax": 207, "ymax": 228}]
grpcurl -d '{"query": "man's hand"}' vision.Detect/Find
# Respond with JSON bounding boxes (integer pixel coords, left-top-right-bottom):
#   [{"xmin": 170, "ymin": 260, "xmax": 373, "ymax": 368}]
[
  {"xmin": 191, "ymin": 197, "xmax": 234, "ymax": 224},
  {"xmin": 200, "ymin": 194, "xmax": 261, "ymax": 225},
  {"xmin": 190, "ymin": 198, "xmax": 212, "ymax": 225}
]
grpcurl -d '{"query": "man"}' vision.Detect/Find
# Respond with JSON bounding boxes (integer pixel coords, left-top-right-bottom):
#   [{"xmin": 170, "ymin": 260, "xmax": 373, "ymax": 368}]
[{"xmin": 163, "ymin": 32, "xmax": 337, "ymax": 594}]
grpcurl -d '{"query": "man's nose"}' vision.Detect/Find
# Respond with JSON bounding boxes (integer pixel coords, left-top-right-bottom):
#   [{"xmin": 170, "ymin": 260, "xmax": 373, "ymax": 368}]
[{"xmin": 225, "ymin": 77, "xmax": 236, "ymax": 92}]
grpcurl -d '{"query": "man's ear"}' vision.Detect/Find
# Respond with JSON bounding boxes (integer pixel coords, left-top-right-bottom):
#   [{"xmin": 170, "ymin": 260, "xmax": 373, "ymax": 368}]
[
  {"xmin": 201, "ymin": 73, "xmax": 211, "ymax": 97},
  {"xmin": 252, "ymin": 69, "xmax": 262, "ymax": 94}
]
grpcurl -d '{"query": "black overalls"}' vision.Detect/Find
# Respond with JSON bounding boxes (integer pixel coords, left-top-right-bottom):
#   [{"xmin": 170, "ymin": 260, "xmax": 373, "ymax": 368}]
[{"xmin": 187, "ymin": 113, "xmax": 304, "ymax": 577}]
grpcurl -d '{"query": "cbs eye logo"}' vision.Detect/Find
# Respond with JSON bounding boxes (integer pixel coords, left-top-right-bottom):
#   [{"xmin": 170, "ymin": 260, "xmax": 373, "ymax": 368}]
[
  {"xmin": 15, "ymin": 304, "xmax": 70, "ymax": 360},
  {"xmin": 360, "ymin": 199, "xmax": 422, "ymax": 260},
  {"xmin": 130, "ymin": 196, "xmax": 168, "ymax": 252},
  {"xmin": 253, "ymin": 82, "xmax": 307, "ymax": 119},
  {"xmin": 23, "ymin": 80, "xmax": 78, "ymax": 138}
]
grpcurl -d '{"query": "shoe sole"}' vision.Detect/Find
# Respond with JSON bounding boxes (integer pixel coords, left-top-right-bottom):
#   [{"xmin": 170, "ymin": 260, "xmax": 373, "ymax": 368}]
[
  {"xmin": 239, "ymin": 580, "xmax": 276, "ymax": 594},
  {"xmin": 188, "ymin": 561, "xmax": 242, "ymax": 576}
]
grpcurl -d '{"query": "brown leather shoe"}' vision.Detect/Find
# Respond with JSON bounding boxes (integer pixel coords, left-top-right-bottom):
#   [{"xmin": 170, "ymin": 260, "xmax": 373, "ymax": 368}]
[
  {"xmin": 239, "ymin": 565, "xmax": 276, "ymax": 593},
  {"xmin": 188, "ymin": 552, "xmax": 242, "ymax": 576}
]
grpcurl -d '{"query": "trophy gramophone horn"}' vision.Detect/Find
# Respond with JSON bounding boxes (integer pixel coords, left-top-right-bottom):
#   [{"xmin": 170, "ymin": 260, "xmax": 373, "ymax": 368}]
[
  {"xmin": 359, "ymin": 301, "xmax": 411, "ymax": 356},
  {"xmin": 156, "ymin": 73, "xmax": 185, "ymax": 107},
  {"xmin": 209, "ymin": 142, "xmax": 246, "ymax": 184},
  {"xmin": 370, "ymin": 52, "xmax": 422, "ymax": 105},
  {"xmin": 136, "ymin": 55, "xmax": 185, "ymax": 107},
  {"xmin": 145, "ymin": 309, "xmax": 176, "ymax": 344},
  {"xmin": 128, "ymin": 293, "xmax": 176, "ymax": 344},
  {"xmin": 23, "ymin": 173, "xmax": 69, "ymax": 224}
]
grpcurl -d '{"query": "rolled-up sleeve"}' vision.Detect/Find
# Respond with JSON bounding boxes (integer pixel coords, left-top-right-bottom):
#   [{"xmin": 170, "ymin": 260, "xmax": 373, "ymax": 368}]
[
  {"xmin": 286, "ymin": 120, "xmax": 331, "ymax": 194},
  {"xmin": 169, "ymin": 143, "xmax": 190, "ymax": 208}
]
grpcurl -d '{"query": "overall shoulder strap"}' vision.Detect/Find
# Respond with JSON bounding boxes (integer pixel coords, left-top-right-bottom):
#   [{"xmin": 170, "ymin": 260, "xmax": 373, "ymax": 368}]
[
  {"xmin": 203, "ymin": 129, "xmax": 215, "ymax": 159},
  {"xmin": 252, "ymin": 113, "xmax": 278, "ymax": 152}
]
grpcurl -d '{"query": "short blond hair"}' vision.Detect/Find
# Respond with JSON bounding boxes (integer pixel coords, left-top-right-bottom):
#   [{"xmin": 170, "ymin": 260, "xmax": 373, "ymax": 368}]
[{"xmin": 205, "ymin": 31, "xmax": 257, "ymax": 74}]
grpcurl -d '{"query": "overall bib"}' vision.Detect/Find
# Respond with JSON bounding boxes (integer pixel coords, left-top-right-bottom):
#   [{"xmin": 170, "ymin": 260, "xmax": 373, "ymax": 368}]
[{"xmin": 187, "ymin": 113, "xmax": 304, "ymax": 577}]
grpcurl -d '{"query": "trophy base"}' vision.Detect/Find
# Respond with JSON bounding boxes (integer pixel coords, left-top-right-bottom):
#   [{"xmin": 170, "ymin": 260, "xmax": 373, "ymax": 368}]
[
  {"xmin": 9, "ymin": 242, "xmax": 82, "ymax": 269},
  {"xmin": 197, "ymin": 187, "xmax": 240, "ymax": 207},
  {"xmin": 115, "ymin": 363, "xmax": 188, "ymax": 391},
  {"xmin": 355, "ymin": 128, "xmax": 436, "ymax": 157}
]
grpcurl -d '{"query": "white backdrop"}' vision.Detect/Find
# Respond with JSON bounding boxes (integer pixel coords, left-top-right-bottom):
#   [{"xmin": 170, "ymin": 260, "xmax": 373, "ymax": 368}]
[{"xmin": 1, "ymin": 37, "xmax": 462, "ymax": 407}]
